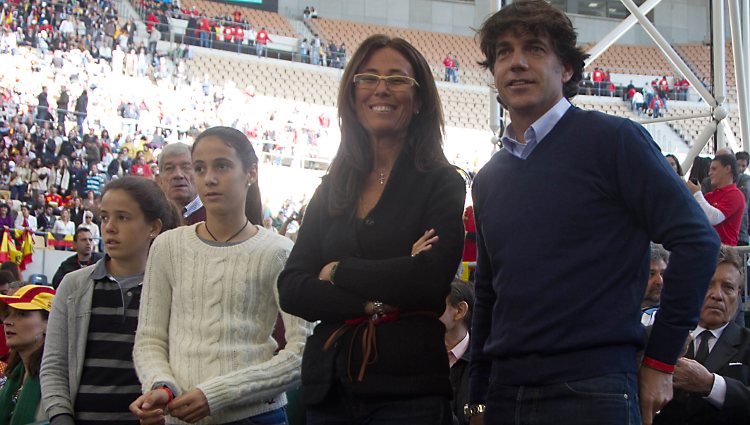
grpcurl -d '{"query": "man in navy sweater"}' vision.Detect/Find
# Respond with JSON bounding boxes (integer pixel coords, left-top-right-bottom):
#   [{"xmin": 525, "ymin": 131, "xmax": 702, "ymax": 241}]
[{"xmin": 466, "ymin": 2, "xmax": 720, "ymax": 425}]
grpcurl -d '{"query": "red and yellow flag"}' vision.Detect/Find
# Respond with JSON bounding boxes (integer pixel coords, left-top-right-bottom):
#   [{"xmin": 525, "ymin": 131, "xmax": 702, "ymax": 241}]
[
  {"xmin": 0, "ymin": 229, "xmax": 22, "ymax": 265},
  {"xmin": 47, "ymin": 232, "xmax": 74, "ymax": 250}
]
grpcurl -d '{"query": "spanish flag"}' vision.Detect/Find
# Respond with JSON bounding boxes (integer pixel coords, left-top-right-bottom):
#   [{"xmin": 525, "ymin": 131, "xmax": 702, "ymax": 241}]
[
  {"xmin": 0, "ymin": 229, "xmax": 22, "ymax": 265},
  {"xmin": 47, "ymin": 232, "xmax": 74, "ymax": 250},
  {"xmin": 19, "ymin": 230, "xmax": 34, "ymax": 271}
]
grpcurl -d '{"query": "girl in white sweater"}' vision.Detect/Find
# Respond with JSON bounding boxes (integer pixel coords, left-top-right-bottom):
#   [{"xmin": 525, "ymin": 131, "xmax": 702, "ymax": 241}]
[{"xmin": 130, "ymin": 127, "xmax": 312, "ymax": 425}]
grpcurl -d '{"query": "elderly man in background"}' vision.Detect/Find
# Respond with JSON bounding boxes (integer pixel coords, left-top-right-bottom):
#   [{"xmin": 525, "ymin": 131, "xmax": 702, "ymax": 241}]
[{"xmin": 156, "ymin": 143, "xmax": 205, "ymax": 225}]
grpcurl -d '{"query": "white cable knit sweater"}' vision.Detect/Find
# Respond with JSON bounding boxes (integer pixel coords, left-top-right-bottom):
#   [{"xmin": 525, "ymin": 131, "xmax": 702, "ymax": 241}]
[{"xmin": 133, "ymin": 224, "xmax": 313, "ymax": 424}]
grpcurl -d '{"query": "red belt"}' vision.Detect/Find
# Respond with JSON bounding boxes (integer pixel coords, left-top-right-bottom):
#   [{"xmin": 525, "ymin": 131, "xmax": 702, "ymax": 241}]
[{"xmin": 322, "ymin": 310, "xmax": 436, "ymax": 382}]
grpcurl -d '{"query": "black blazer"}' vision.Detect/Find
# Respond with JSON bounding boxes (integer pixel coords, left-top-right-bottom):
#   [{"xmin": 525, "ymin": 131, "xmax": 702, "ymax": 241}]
[
  {"xmin": 450, "ymin": 344, "xmax": 471, "ymax": 425},
  {"xmin": 278, "ymin": 149, "xmax": 466, "ymax": 406},
  {"xmin": 655, "ymin": 322, "xmax": 750, "ymax": 425}
]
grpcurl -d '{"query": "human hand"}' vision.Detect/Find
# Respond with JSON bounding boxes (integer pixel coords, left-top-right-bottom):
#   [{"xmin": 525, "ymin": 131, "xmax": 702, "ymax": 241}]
[
  {"xmin": 639, "ymin": 365, "xmax": 674, "ymax": 425},
  {"xmin": 167, "ymin": 389, "xmax": 210, "ymax": 423},
  {"xmin": 673, "ymin": 357, "xmax": 714, "ymax": 394},
  {"xmin": 129, "ymin": 389, "xmax": 169, "ymax": 425},
  {"xmin": 318, "ymin": 261, "xmax": 338, "ymax": 281},
  {"xmin": 686, "ymin": 178, "xmax": 701, "ymax": 194},
  {"xmin": 411, "ymin": 228, "xmax": 439, "ymax": 257},
  {"xmin": 468, "ymin": 413, "xmax": 484, "ymax": 425}
]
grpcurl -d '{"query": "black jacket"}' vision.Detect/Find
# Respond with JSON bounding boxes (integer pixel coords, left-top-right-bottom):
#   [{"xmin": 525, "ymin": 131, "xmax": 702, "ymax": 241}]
[
  {"xmin": 654, "ymin": 322, "xmax": 750, "ymax": 425},
  {"xmin": 52, "ymin": 252, "xmax": 103, "ymax": 288},
  {"xmin": 278, "ymin": 149, "xmax": 466, "ymax": 406},
  {"xmin": 450, "ymin": 344, "xmax": 471, "ymax": 425}
]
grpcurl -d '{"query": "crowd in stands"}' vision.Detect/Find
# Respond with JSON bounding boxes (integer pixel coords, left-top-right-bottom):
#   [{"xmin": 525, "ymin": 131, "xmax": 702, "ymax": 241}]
[
  {"xmin": 443, "ymin": 52, "xmax": 460, "ymax": 83},
  {"xmin": 298, "ymin": 34, "xmax": 345, "ymax": 68},
  {"xmin": 0, "ymin": 2, "xmax": 748, "ymax": 425},
  {"xmin": 578, "ymin": 68, "xmax": 692, "ymax": 114},
  {"xmin": 0, "ymin": 0, "xmax": 343, "ymax": 242},
  {"xmin": 301, "ymin": 6, "xmax": 318, "ymax": 20}
]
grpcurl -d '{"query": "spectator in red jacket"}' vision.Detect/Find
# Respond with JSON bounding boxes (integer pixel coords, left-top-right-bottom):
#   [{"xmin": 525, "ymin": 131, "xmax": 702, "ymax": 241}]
[
  {"xmin": 592, "ymin": 67, "xmax": 605, "ymax": 95},
  {"xmin": 443, "ymin": 53, "xmax": 453, "ymax": 82},
  {"xmin": 255, "ymin": 27, "xmax": 271, "ymax": 57},
  {"xmin": 198, "ymin": 16, "xmax": 211, "ymax": 48},
  {"xmin": 463, "ymin": 205, "xmax": 476, "ymax": 262},
  {"xmin": 146, "ymin": 11, "xmax": 158, "ymax": 33}
]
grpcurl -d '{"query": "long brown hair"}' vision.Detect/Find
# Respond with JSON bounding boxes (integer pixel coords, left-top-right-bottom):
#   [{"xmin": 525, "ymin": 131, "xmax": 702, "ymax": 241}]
[
  {"xmin": 191, "ymin": 127, "xmax": 263, "ymax": 225},
  {"xmin": 328, "ymin": 34, "xmax": 448, "ymax": 216}
]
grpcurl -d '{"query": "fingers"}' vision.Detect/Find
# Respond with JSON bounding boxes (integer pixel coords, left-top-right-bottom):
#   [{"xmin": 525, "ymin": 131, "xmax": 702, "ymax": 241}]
[
  {"xmin": 168, "ymin": 402, "xmax": 205, "ymax": 423},
  {"xmin": 640, "ymin": 398, "xmax": 656, "ymax": 425},
  {"xmin": 139, "ymin": 410, "xmax": 166, "ymax": 425},
  {"xmin": 412, "ymin": 229, "xmax": 440, "ymax": 256}
]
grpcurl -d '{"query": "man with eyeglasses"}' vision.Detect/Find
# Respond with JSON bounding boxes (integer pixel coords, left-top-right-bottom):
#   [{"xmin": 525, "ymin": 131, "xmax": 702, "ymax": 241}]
[
  {"xmin": 51, "ymin": 228, "xmax": 102, "ymax": 289},
  {"xmin": 157, "ymin": 142, "xmax": 205, "ymax": 225}
]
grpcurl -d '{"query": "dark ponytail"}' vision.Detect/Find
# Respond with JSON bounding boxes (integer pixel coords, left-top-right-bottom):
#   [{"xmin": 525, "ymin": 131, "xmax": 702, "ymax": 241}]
[
  {"xmin": 103, "ymin": 176, "xmax": 182, "ymax": 232},
  {"xmin": 192, "ymin": 127, "xmax": 262, "ymax": 225}
]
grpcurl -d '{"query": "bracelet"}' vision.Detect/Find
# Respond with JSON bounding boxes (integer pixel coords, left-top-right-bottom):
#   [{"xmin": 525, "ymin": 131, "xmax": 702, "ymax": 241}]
[
  {"xmin": 463, "ymin": 403, "xmax": 486, "ymax": 417},
  {"xmin": 160, "ymin": 386, "xmax": 174, "ymax": 403},
  {"xmin": 642, "ymin": 356, "xmax": 675, "ymax": 374}
]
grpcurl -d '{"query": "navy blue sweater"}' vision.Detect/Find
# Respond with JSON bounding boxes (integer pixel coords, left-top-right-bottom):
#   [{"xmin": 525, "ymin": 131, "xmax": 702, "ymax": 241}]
[{"xmin": 469, "ymin": 106, "xmax": 720, "ymax": 401}]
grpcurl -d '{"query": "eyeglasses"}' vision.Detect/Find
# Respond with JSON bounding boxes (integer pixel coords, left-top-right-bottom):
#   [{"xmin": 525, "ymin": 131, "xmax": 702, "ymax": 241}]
[{"xmin": 353, "ymin": 73, "xmax": 420, "ymax": 91}]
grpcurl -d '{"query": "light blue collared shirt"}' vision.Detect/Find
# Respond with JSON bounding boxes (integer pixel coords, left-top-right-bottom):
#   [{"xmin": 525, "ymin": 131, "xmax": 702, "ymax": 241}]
[
  {"xmin": 501, "ymin": 97, "xmax": 572, "ymax": 160},
  {"xmin": 183, "ymin": 195, "xmax": 203, "ymax": 218}
]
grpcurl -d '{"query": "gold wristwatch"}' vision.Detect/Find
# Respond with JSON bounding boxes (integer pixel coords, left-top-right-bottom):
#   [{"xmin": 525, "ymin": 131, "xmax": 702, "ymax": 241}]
[{"xmin": 463, "ymin": 403, "xmax": 486, "ymax": 417}]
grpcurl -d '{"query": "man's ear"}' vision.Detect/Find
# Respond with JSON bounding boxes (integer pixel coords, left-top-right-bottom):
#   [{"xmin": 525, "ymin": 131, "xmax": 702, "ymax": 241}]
[{"xmin": 454, "ymin": 300, "xmax": 469, "ymax": 322}]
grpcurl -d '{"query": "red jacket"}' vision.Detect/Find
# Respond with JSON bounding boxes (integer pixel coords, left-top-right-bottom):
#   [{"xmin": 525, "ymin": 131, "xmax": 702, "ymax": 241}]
[
  {"xmin": 146, "ymin": 13, "xmax": 158, "ymax": 32},
  {"xmin": 256, "ymin": 29, "xmax": 270, "ymax": 45}
]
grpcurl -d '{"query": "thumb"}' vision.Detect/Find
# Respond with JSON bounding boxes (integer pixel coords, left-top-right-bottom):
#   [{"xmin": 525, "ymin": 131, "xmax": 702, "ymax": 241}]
[{"xmin": 142, "ymin": 392, "xmax": 155, "ymax": 410}]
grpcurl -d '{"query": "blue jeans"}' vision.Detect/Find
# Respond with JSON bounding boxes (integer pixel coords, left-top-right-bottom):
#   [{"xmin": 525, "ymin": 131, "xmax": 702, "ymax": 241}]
[
  {"xmin": 307, "ymin": 390, "xmax": 451, "ymax": 425},
  {"xmin": 485, "ymin": 373, "xmax": 641, "ymax": 425},
  {"xmin": 222, "ymin": 407, "xmax": 287, "ymax": 425}
]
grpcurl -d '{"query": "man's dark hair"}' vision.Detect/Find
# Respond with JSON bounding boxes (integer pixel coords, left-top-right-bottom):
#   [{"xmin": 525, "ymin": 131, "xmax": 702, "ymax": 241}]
[
  {"xmin": 477, "ymin": 0, "xmax": 589, "ymax": 100},
  {"xmin": 713, "ymin": 154, "xmax": 738, "ymax": 182},
  {"xmin": 736, "ymin": 151, "xmax": 749, "ymax": 163},
  {"xmin": 447, "ymin": 278, "xmax": 475, "ymax": 329},
  {"xmin": 74, "ymin": 227, "xmax": 92, "ymax": 242}
]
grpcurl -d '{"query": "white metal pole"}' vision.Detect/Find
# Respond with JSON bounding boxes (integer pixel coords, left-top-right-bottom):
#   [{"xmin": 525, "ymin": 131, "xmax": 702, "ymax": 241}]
[
  {"xmin": 711, "ymin": 0, "xmax": 727, "ymax": 149},
  {"xmin": 585, "ymin": 0, "xmax": 662, "ymax": 67},
  {"xmin": 682, "ymin": 122, "xmax": 718, "ymax": 172},
  {"xmin": 620, "ymin": 0, "xmax": 716, "ymax": 107},
  {"xmin": 637, "ymin": 111, "xmax": 713, "ymax": 125},
  {"xmin": 728, "ymin": 0, "xmax": 750, "ymax": 151},
  {"xmin": 712, "ymin": 0, "xmax": 726, "ymax": 105}
]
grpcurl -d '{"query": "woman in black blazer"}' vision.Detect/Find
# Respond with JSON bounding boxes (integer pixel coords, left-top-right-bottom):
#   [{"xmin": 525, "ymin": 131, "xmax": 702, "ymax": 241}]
[{"xmin": 278, "ymin": 34, "xmax": 466, "ymax": 424}]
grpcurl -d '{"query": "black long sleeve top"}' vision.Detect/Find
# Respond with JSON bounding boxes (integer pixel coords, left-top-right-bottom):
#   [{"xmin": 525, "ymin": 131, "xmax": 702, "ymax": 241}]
[{"xmin": 278, "ymin": 148, "xmax": 466, "ymax": 405}]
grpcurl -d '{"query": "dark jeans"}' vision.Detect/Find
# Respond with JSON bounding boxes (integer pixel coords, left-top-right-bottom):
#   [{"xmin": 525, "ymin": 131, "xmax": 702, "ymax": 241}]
[
  {"xmin": 222, "ymin": 407, "xmax": 287, "ymax": 425},
  {"xmin": 485, "ymin": 373, "xmax": 641, "ymax": 425},
  {"xmin": 307, "ymin": 385, "xmax": 451, "ymax": 425},
  {"xmin": 11, "ymin": 184, "xmax": 26, "ymax": 200}
]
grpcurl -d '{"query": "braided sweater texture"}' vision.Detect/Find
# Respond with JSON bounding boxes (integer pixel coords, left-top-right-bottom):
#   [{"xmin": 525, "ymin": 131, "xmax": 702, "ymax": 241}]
[{"xmin": 133, "ymin": 225, "xmax": 312, "ymax": 424}]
